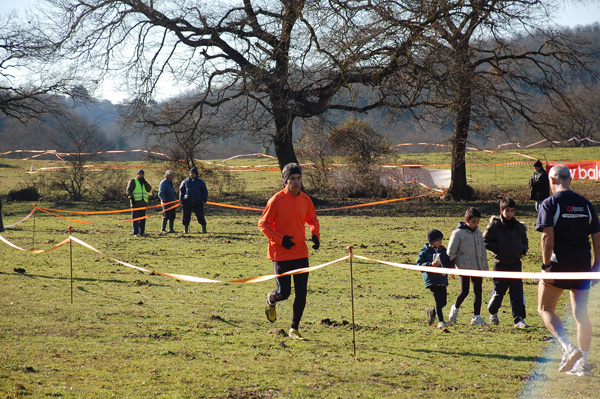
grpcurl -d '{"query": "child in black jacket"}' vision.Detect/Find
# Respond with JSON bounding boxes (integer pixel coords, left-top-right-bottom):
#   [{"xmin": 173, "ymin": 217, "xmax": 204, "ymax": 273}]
[{"xmin": 483, "ymin": 197, "xmax": 529, "ymax": 328}]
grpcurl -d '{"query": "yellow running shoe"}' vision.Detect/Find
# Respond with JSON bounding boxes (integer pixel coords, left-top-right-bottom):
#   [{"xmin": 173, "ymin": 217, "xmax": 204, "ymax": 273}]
[
  {"xmin": 265, "ymin": 294, "xmax": 277, "ymax": 323},
  {"xmin": 288, "ymin": 328, "xmax": 306, "ymax": 341}
]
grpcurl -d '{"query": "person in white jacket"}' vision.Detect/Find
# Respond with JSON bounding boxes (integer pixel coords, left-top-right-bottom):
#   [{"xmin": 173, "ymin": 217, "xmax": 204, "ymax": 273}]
[{"xmin": 447, "ymin": 207, "xmax": 489, "ymax": 326}]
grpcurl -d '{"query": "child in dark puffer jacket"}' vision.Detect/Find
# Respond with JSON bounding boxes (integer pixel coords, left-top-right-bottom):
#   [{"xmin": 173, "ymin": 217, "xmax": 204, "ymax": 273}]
[
  {"xmin": 483, "ymin": 197, "xmax": 529, "ymax": 328},
  {"xmin": 417, "ymin": 229, "xmax": 455, "ymax": 329}
]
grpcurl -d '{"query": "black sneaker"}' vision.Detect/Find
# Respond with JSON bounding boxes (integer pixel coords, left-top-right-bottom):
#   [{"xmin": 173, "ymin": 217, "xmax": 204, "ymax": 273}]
[{"xmin": 426, "ymin": 308, "xmax": 436, "ymax": 326}]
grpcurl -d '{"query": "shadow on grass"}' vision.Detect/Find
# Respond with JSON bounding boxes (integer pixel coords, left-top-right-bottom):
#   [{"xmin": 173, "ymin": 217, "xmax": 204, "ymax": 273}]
[
  {"xmin": 411, "ymin": 347, "xmax": 541, "ymax": 362},
  {"xmin": 0, "ymin": 270, "xmax": 168, "ymax": 286},
  {"xmin": 75, "ymin": 286, "xmax": 155, "ymax": 306},
  {"xmin": 209, "ymin": 314, "xmax": 242, "ymax": 328}
]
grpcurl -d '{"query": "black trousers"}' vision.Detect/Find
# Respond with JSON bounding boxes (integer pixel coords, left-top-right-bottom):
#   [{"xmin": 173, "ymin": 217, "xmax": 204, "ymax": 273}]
[
  {"xmin": 131, "ymin": 209, "xmax": 146, "ymax": 235},
  {"xmin": 488, "ymin": 278, "xmax": 526, "ymax": 322},
  {"xmin": 454, "ymin": 276, "xmax": 483, "ymax": 315},
  {"xmin": 182, "ymin": 201, "xmax": 206, "ymax": 226},
  {"xmin": 268, "ymin": 258, "xmax": 309, "ymax": 330},
  {"xmin": 429, "ymin": 285, "xmax": 447, "ymax": 322},
  {"xmin": 162, "ymin": 207, "xmax": 176, "ymax": 221}
]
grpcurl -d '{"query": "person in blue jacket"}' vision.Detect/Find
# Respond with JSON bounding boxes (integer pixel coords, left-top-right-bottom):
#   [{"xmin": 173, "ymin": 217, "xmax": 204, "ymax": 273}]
[
  {"xmin": 158, "ymin": 170, "xmax": 177, "ymax": 233},
  {"xmin": 417, "ymin": 229, "xmax": 455, "ymax": 328},
  {"xmin": 179, "ymin": 166, "xmax": 208, "ymax": 234}
]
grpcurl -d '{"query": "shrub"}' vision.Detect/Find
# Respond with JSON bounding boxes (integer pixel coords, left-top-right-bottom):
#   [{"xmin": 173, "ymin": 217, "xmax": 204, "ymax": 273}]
[
  {"xmin": 7, "ymin": 186, "xmax": 40, "ymax": 202},
  {"xmin": 328, "ymin": 117, "xmax": 391, "ymax": 173},
  {"xmin": 202, "ymin": 168, "xmax": 247, "ymax": 198},
  {"xmin": 300, "ymin": 118, "xmax": 392, "ymax": 199},
  {"xmin": 90, "ymin": 169, "xmax": 130, "ymax": 202}
]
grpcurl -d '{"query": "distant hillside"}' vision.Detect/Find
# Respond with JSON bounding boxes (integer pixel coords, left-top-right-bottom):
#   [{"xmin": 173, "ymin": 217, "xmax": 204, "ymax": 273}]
[{"xmin": 1, "ymin": 24, "xmax": 599, "ymax": 160}]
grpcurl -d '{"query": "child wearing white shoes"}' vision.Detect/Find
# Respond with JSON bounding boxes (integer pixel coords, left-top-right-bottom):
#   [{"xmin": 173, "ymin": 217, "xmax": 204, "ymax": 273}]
[
  {"xmin": 417, "ymin": 229, "xmax": 456, "ymax": 329},
  {"xmin": 447, "ymin": 207, "xmax": 489, "ymax": 326}
]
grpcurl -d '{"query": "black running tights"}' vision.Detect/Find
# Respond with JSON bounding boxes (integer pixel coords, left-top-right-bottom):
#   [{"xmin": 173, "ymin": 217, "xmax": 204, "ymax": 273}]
[{"xmin": 454, "ymin": 276, "xmax": 483, "ymax": 315}]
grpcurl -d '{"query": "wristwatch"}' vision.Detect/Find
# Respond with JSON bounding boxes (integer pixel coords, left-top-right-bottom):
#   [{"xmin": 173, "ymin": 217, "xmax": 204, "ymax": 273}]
[{"xmin": 541, "ymin": 262, "xmax": 552, "ymax": 271}]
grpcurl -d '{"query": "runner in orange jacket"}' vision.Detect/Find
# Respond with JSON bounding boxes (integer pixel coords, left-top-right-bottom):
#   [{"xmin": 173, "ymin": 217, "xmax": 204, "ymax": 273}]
[{"xmin": 258, "ymin": 163, "xmax": 320, "ymax": 340}]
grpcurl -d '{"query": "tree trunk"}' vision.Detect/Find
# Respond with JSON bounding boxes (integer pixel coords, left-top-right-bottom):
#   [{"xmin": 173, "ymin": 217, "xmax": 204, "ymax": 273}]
[
  {"xmin": 448, "ymin": 117, "xmax": 470, "ymax": 200},
  {"xmin": 447, "ymin": 57, "xmax": 474, "ymax": 200},
  {"xmin": 272, "ymin": 109, "xmax": 299, "ymax": 171}
]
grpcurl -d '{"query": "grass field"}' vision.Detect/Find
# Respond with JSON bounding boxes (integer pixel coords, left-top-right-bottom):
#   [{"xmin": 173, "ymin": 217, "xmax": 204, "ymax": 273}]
[{"xmin": 1, "ymin": 148, "xmax": 600, "ymax": 398}]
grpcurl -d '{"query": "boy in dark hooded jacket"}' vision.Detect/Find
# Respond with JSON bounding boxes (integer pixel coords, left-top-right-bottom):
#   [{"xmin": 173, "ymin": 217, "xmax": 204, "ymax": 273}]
[
  {"xmin": 483, "ymin": 197, "xmax": 529, "ymax": 328},
  {"xmin": 417, "ymin": 229, "xmax": 455, "ymax": 328}
]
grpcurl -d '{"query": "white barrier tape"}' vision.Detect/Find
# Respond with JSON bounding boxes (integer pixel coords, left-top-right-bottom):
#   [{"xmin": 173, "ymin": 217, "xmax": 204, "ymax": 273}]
[
  {"xmin": 69, "ymin": 235, "xmax": 349, "ymax": 284},
  {"xmin": 4, "ymin": 208, "xmax": 36, "ymax": 227},
  {"xmin": 353, "ymin": 255, "xmax": 600, "ymax": 280},
  {"xmin": 4, "ymin": 231, "xmax": 597, "ymax": 283},
  {"xmin": 0, "ymin": 234, "xmax": 71, "ymax": 253}
]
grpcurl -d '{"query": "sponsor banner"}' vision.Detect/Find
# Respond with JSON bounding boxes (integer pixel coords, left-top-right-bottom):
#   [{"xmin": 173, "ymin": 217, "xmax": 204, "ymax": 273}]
[{"xmin": 547, "ymin": 162, "xmax": 600, "ymax": 181}]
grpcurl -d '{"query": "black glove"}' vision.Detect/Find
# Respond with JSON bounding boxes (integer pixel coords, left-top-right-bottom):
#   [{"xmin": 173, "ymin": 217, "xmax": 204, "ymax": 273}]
[
  {"xmin": 282, "ymin": 235, "xmax": 295, "ymax": 249},
  {"xmin": 311, "ymin": 234, "xmax": 320, "ymax": 250}
]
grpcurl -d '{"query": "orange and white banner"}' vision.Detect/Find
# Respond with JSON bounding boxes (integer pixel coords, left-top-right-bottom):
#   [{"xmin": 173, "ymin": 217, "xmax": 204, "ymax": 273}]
[{"xmin": 547, "ymin": 162, "xmax": 600, "ymax": 181}]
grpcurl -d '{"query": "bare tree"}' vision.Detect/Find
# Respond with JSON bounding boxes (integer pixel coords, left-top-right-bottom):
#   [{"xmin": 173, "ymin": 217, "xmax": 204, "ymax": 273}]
[
  {"xmin": 42, "ymin": 0, "xmax": 438, "ymax": 172},
  {"xmin": 348, "ymin": 0, "xmax": 599, "ymax": 199},
  {"xmin": 47, "ymin": 112, "xmax": 107, "ymax": 201},
  {"xmin": 534, "ymin": 83, "xmax": 600, "ymax": 147},
  {"xmin": 0, "ymin": 12, "xmax": 83, "ymax": 122},
  {"xmin": 147, "ymin": 100, "xmax": 232, "ymax": 170}
]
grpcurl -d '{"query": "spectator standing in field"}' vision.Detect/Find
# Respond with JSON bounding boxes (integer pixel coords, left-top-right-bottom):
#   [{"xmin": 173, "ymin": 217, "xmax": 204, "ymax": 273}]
[
  {"xmin": 158, "ymin": 170, "xmax": 177, "ymax": 233},
  {"xmin": 126, "ymin": 169, "xmax": 152, "ymax": 237},
  {"xmin": 536, "ymin": 164, "xmax": 600, "ymax": 377},
  {"xmin": 179, "ymin": 166, "xmax": 208, "ymax": 234},
  {"xmin": 529, "ymin": 159, "xmax": 550, "ymax": 212},
  {"xmin": 417, "ymin": 229, "xmax": 455, "ymax": 329},
  {"xmin": 447, "ymin": 207, "xmax": 489, "ymax": 326},
  {"xmin": 483, "ymin": 197, "xmax": 529, "ymax": 328},
  {"xmin": 259, "ymin": 163, "xmax": 320, "ymax": 341}
]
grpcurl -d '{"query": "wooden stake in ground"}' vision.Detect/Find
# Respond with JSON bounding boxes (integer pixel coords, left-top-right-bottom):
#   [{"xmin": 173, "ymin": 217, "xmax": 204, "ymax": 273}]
[
  {"xmin": 32, "ymin": 204, "xmax": 36, "ymax": 249},
  {"xmin": 69, "ymin": 226, "xmax": 73, "ymax": 304},
  {"xmin": 347, "ymin": 245, "xmax": 356, "ymax": 359}
]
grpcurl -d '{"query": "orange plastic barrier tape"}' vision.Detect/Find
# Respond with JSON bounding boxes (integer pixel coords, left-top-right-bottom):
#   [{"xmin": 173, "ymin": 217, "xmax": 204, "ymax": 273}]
[
  {"xmin": 317, "ymin": 191, "xmax": 443, "ymax": 212},
  {"xmin": 36, "ymin": 207, "xmax": 96, "ymax": 224},
  {"xmin": 28, "ymin": 190, "xmax": 444, "ymax": 223},
  {"xmin": 206, "ymin": 201, "xmax": 263, "ymax": 212},
  {"xmin": 38, "ymin": 200, "xmax": 179, "ymax": 215},
  {"xmin": 158, "ymin": 202, "xmax": 181, "ymax": 213}
]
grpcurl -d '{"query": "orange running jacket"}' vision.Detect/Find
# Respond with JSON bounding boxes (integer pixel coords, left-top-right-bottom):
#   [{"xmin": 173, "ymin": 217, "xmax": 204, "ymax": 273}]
[{"xmin": 258, "ymin": 188, "xmax": 320, "ymax": 261}]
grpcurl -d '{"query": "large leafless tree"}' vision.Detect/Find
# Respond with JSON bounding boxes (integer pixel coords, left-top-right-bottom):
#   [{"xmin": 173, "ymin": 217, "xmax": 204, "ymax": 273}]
[
  {"xmin": 41, "ymin": 0, "xmax": 439, "ymax": 171},
  {"xmin": 347, "ymin": 0, "xmax": 598, "ymax": 199}
]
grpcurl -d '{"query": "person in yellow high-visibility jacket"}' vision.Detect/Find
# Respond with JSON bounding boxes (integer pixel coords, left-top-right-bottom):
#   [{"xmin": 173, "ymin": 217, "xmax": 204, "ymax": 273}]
[{"xmin": 126, "ymin": 169, "xmax": 152, "ymax": 236}]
